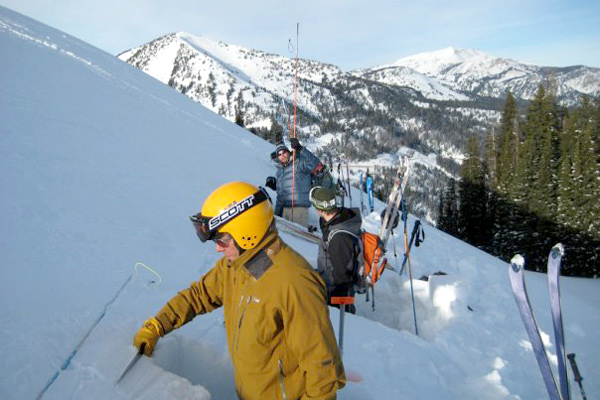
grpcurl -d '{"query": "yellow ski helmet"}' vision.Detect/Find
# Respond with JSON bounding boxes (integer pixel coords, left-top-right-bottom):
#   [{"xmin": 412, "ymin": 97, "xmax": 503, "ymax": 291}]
[{"xmin": 190, "ymin": 181, "xmax": 274, "ymax": 250}]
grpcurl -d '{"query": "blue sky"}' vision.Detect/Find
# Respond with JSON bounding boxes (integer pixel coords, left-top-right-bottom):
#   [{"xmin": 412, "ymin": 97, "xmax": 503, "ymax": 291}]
[{"xmin": 2, "ymin": 0, "xmax": 599, "ymax": 70}]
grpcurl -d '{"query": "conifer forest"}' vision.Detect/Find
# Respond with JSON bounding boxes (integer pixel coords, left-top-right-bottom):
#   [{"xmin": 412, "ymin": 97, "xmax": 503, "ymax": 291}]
[{"xmin": 438, "ymin": 88, "xmax": 600, "ymax": 277}]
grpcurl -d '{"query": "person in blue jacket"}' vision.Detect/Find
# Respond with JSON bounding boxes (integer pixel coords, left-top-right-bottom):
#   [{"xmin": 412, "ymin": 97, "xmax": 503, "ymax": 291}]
[
  {"xmin": 267, "ymin": 138, "xmax": 325, "ymax": 227},
  {"xmin": 366, "ymin": 173, "xmax": 374, "ymax": 212}
]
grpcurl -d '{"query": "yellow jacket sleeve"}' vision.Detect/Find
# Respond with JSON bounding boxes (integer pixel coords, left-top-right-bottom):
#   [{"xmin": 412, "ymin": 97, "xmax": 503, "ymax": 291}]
[{"xmin": 155, "ymin": 260, "xmax": 226, "ymax": 334}]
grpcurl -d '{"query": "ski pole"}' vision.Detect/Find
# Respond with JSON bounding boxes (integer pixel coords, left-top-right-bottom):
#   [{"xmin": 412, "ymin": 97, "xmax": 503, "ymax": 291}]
[
  {"xmin": 567, "ymin": 353, "xmax": 587, "ymax": 400},
  {"xmin": 398, "ymin": 201, "xmax": 419, "ymax": 335},
  {"xmin": 291, "ymin": 22, "xmax": 299, "ymax": 224},
  {"xmin": 406, "ymin": 243, "xmax": 419, "ymax": 336},
  {"xmin": 401, "ymin": 200, "xmax": 408, "ymax": 273},
  {"xmin": 345, "ymin": 159, "xmax": 352, "ymax": 207},
  {"xmin": 359, "ymin": 171, "xmax": 365, "ymax": 213},
  {"xmin": 330, "ymin": 296, "xmax": 355, "ymax": 357}
]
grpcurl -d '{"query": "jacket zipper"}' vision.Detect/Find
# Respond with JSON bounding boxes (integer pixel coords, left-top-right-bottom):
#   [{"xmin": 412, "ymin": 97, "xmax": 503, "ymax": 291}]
[
  {"xmin": 232, "ymin": 273, "xmax": 254, "ymax": 360},
  {"xmin": 278, "ymin": 359, "xmax": 288, "ymax": 400},
  {"xmin": 234, "ymin": 295, "xmax": 252, "ymax": 355}
]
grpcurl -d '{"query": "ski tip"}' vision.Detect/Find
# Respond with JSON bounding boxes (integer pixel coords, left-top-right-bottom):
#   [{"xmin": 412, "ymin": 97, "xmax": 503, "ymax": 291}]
[
  {"xmin": 510, "ymin": 254, "xmax": 525, "ymax": 272},
  {"xmin": 551, "ymin": 243, "xmax": 565, "ymax": 258}
]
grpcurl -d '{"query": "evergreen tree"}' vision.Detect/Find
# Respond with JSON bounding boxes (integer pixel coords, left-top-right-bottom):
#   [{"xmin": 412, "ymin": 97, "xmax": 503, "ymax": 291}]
[
  {"xmin": 485, "ymin": 127, "xmax": 498, "ymax": 188},
  {"xmin": 444, "ymin": 178, "xmax": 459, "ymax": 236},
  {"xmin": 438, "ymin": 190, "xmax": 446, "ymax": 229},
  {"xmin": 526, "ymin": 87, "xmax": 560, "ymax": 222},
  {"xmin": 557, "ymin": 107, "xmax": 576, "ymax": 230},
  {"xmin": 591, "ymin": 98, "xmax": 600, "ymax": 242},
  {"xmin": 269, "ymin": 115, "xmax": 284, "ymax": 144},
  {"xmin": 492, "ymin": 92, "xmax": 525, "ymax": 259},
  {"xmin": 458, "ymin": 91, "xmax": 599, "ymax": 276},
  {"xmin": 594, "ymin": 97, "xmax": 600, "ymax": 160},
  {"xmin": 555, "ymin": 97, "xmax": 600, "ymax": 274},
  {"xmin": 577, "ymin": 98, "xmax": 600, "ymax": 240},
  {"xmin": 562, "ymin": 97, "xmax": 600, "ymax": 238},
  {"xmin": 207, "ymin": 72, "xmax": 217, "ymax": 107},
  {"xmin": 234, "ymin": 108, "xmax": 245, "ymax": 128},
  {"xmin": 438, "ymin": 178, "xmax": 459, "ymax": 236},
  {"xmin": 458, "ymin": 137, "xmax": 489, "ymax": 247},
  {"xmin": 497, "ymin": 92, "xmax": 520, "ymax": 196}
]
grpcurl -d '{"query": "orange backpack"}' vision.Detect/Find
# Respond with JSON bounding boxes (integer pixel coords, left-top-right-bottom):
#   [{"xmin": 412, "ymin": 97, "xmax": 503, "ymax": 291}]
[
  {"xmin": 361, "ymin": 231, "xmax": 388, "ymax": 285},
  {"xmin": 332, "ymin": 229, "xmax": 388, "ymax": 293}
]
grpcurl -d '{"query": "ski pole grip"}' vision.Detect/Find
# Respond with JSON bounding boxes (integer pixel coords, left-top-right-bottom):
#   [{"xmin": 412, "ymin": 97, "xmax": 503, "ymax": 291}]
[{"xmin": 567, "ymin": 353, "xmax": 582, "ymax": 381}]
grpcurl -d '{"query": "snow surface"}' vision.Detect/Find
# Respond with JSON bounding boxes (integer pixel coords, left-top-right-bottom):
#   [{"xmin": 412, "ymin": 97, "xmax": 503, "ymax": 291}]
[{"xmin": 1, "ymin": 6, "xmax": 599, "ymax": 400}]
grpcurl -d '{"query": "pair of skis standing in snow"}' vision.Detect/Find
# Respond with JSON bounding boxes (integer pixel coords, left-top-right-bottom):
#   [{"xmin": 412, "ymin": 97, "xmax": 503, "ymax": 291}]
[
  {"xmin": 509, "ymin": 245, "xmax": 587, "ymax": 400},
  {"xmin": 352, "ymin": 158, "xmax": 589, "ymax": 400},
  {"xmin": 358, "ymin": 160, "xmax": 590, "ymax": 400}
]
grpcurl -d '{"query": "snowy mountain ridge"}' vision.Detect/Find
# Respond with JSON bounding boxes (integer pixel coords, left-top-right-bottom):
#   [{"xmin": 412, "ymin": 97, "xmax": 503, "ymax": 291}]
[
  {"xmin": 120, "ymin": 34, "xmax": 600, "ymax": 123},
  {"xmin": 375, "ymin": 46, "xmax": 600, "ymax": 101},
  {"xmin": 392, "ymin": 46, "xmax": 525, "ymax": 74},
  {"xmin": 119, "ymin": 32, "xmax": 344, "ymax": 126},
  {"xmin": 352, "ymin": 64, "xmax": 470, "ymax": 101},
  {"xmin": 118, "ymin": 32, "xmax": 600, "ymax": 225}
]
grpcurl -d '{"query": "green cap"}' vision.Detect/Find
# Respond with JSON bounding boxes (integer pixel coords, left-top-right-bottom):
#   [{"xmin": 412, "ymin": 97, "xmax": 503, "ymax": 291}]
[{"xmin": 309, "ymin": 186, "xmax": 337, "ymax": 211}]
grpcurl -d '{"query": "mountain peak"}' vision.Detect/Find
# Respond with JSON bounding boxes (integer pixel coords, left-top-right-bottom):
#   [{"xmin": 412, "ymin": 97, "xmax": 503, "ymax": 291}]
[
  {"xmin": 392, "ymin": 47, "xmax": 504, "ymax": 69},
  {"xmin": 386, "ymin": 47, "xmax": 537, "ymax": 86},
  {"xmin": 176, "ymin": 32, "xmax": 228, "ymax": 49},
  {"xmin": 424, "ymin": 46, "xmax": 484, "ymax": 59}
]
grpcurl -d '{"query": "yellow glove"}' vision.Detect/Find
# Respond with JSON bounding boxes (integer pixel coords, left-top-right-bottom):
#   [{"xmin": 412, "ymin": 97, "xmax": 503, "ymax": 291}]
[{"xmin": 133, "ymin": 317, "xmax": 164, "ymax": 356}]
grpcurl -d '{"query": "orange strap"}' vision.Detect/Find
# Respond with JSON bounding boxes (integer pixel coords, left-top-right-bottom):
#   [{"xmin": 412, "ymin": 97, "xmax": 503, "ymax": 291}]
[{"xmin": 330, "ymin": 296, "xmax": 355, "ymax": 305}]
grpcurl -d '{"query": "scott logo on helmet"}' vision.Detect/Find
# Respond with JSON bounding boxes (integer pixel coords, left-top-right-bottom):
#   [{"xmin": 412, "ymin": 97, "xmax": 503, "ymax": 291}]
[{"xmin": 208, "ymin": 194, "xmax": 257, "ymax": 231}]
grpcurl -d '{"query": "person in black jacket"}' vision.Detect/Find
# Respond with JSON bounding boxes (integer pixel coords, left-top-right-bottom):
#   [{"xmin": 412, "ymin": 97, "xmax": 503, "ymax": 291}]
[{"xmin": 310, "ymin": 186, "xmax": 362, "ymax": 314}]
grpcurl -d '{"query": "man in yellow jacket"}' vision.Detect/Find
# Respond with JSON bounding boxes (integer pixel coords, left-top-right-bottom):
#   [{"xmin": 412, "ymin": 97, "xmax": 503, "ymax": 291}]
[{"xmin": 134, "ymin": 181, "xmax": 346, "ymax": 400}]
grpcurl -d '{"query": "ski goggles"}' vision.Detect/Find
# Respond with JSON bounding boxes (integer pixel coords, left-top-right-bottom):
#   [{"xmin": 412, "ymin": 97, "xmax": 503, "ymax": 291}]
[
  {"xmin": 213, "ymin": 233, "xmax": 233, "ymax": 247},
  {"xmin": 190, "ymin": 188, "xmax": 270, "ymax": 243}
]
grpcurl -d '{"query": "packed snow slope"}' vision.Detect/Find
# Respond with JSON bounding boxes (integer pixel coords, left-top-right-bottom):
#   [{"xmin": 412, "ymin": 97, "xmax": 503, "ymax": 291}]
[{"xmin": 1, "ymin": 6, "xmax": 598, "ymax": 400}]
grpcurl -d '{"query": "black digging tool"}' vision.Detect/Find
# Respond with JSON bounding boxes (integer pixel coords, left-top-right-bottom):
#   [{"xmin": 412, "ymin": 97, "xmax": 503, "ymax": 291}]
[
  {"xmin": 116, "ymin": 344, "xmax": 145, "ymax": 385},
  {"xmin": 567, "ymin": 353, "xmax": 587, "ymax": 400}
]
